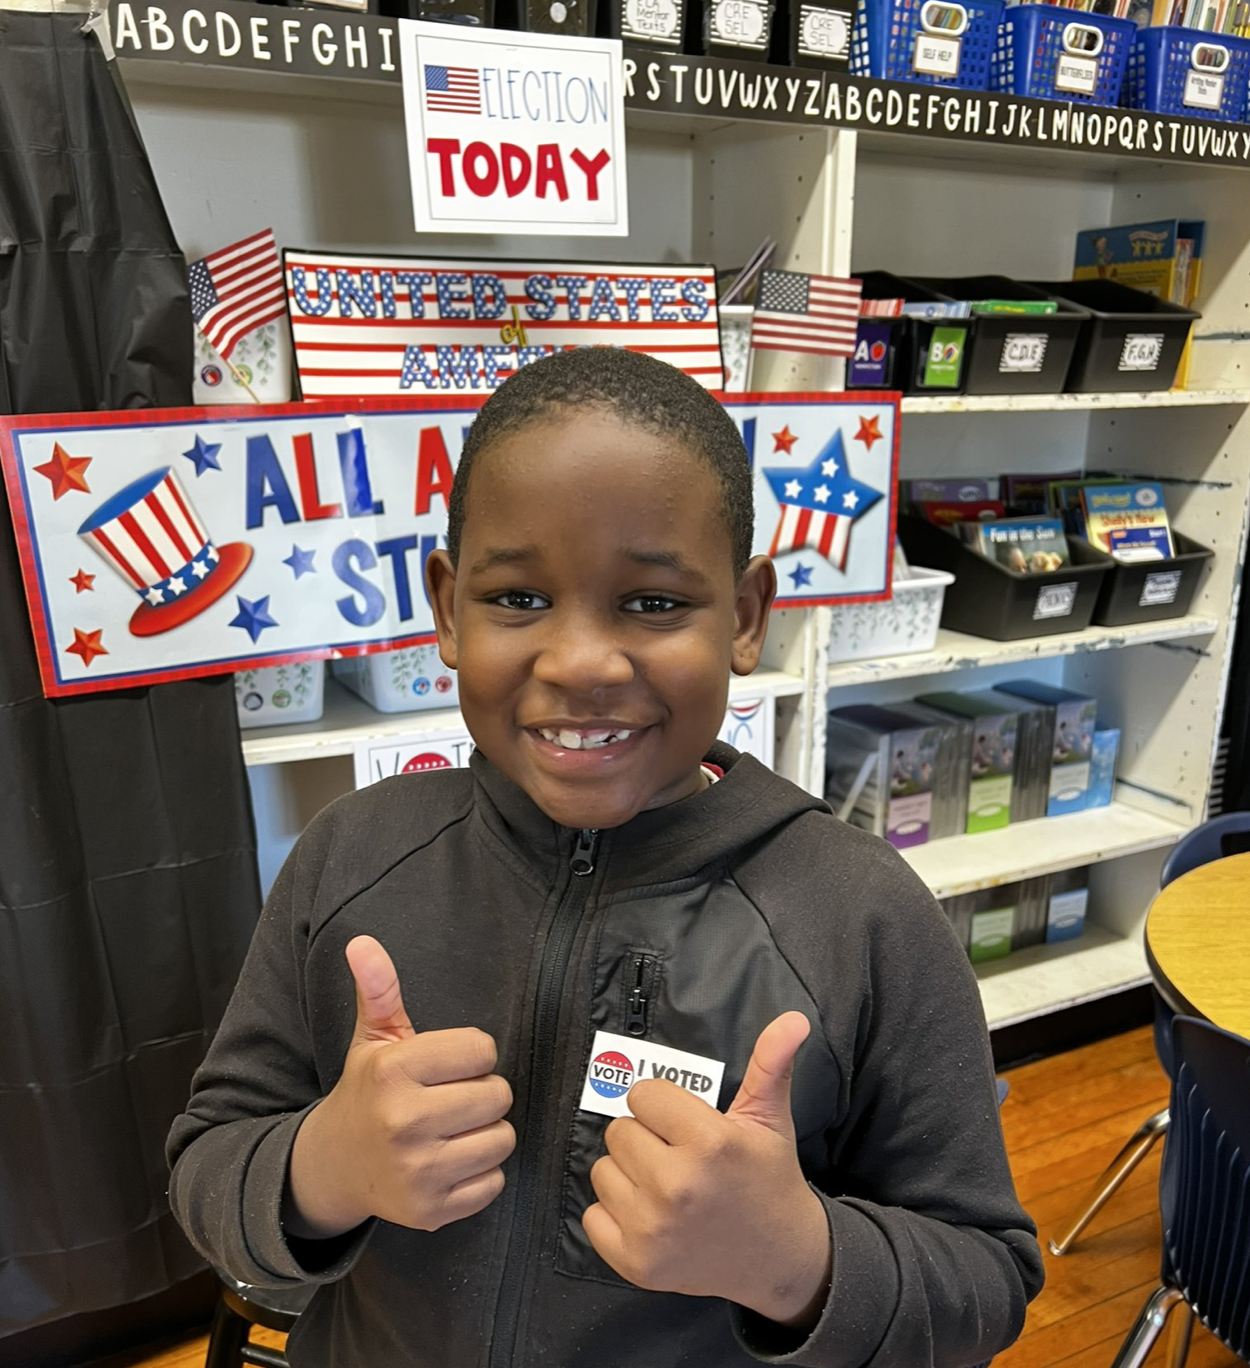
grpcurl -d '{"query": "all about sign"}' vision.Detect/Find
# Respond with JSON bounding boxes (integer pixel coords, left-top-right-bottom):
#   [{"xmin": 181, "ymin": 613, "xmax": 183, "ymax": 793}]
[{"xmin": 400, "ymin": 21, "xmax": 628, "ymax": 236}]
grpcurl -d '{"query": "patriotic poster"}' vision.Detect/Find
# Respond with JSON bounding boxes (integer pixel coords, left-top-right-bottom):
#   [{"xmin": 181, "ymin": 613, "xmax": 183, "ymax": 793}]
[
  {"xmin": 283, "ymin": 251, "xmax": 723, "ymax": 399},
  {"xmin": 0, "ymin": 392, "xmax": 897, "ymax": 698},
  {"xmin": 399, "ymin": 21, "xmax": 628, "ymax": 235}
]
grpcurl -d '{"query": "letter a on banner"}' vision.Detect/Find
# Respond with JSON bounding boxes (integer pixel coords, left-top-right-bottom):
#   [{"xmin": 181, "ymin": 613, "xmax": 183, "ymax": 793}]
[{"xmin": 399, "ymin": 20, "xmax": 629, "ymax": 236}]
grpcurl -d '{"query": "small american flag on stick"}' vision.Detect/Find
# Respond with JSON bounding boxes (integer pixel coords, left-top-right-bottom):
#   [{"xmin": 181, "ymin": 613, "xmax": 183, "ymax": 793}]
[
  {"xmin": 751, "ymin": 270, "xmax": 863, "ymax": 357},
  {"xmin": 187, "ymin": 229, "xmax": 287, "ymax": 363}
]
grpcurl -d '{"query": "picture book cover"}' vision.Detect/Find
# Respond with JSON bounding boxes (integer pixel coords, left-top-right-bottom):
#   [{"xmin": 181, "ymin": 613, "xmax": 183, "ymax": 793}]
[
  {"xmin": 1073, "ymin": 219, "xmax": 1206, "ymax": 305},
  {"xmin": 1082, "ymin": 482, "xmax": 1174, "ymax": 557},
  {"xmin": 971, "ymin": 517, "xmax": 1071, "ymax": 573}
]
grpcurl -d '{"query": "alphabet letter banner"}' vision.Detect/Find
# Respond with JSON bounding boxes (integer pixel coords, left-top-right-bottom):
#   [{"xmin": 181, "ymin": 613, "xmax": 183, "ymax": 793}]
[
  {"xmin": 399, "ymin": 21, "xmax": 628, "ymax": 235},
  {"xmin": 284, "ymin": 251, "xmax": 722, "ymax": 398},
  {"xmin": 0, "ymin": 392, "xmax": 897, "ymax": 698}
]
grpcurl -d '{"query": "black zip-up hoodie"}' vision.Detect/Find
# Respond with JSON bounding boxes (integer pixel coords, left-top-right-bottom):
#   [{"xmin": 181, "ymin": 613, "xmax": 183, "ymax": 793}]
[{"xmin": 167, "ymin": 743, "xmax": 1043, "ymax": 1368}]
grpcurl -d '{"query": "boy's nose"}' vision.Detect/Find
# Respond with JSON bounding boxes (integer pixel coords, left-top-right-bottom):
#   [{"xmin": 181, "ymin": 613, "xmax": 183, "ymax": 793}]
[{"xmin": 531, "ymin": 624, "xmax": 636, "ymax": 694}]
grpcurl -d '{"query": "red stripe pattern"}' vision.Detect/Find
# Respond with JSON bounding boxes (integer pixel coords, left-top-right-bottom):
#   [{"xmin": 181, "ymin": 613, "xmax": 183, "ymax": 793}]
[
  {"xmin": 187, "ymin": 229, "xmax": 287, "ymax": 362},
  {"xmin": 751, "ymin": 271, "xmax": 863, "ymax": 358},
  {"xmin": 284, "ymin": 253, "xmax": 724, "ymax": 398}
]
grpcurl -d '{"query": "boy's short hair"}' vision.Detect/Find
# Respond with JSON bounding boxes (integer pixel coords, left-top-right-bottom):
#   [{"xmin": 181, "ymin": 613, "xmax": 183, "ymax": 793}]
[{"xmin": 448, "ymin": 348, "xmax": 754, "ymax": 578}]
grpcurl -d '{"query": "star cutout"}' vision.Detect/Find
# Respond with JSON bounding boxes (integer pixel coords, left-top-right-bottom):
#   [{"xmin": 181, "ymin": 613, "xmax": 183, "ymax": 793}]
[
  {"xmin": 855, "ymin": 415, "xmax": 884, "ymax": 450},
  {"xmin": 183, "ymin": 434, "xmax": 223, "ymax": 476},
  {"xmin": 772, "ymin": 425, "xmax": 799, "ymax": 455},
  {"xmin": 283, "ymin": 544, "xmax": 317, "ymax": 579},
  {"xmin": 69, "ymin": 569, "xmax": 95, "ymax": 594},
  {"xmin": 191, "ymin": 559, "xmax": 210, "ymax": 579},
  {"xmin": 167, "ymin": 575, "xmax": 187, "ymax": 596},
  {"xmin": 230, "ymin": 594, "xmax": 279, "ymax": 644},
  {"xmin": 788, "ymin": 562, "xmax": 814, "ymax": 589},
  {"xmin": 764, "ymin": 430, "xmax": 883, "ymax": 571},
  {"xmin": 822, "ymin": 457, "xmax": 840, "ymax": 477},
  {"xmin": 34, "ymin": 444, "xmax": 92, "ymax": 500},
  {"xmin": 65, "ymin": 627, "xmax": 107, "ymax": 667},
  {"xmin": 145, "ymin": 586, "xmax": 165, "ymax": 606}
]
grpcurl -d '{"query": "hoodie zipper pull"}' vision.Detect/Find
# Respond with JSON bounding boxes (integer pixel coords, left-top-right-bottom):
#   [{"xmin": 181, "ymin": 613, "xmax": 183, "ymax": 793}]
[
  {"xmin": 570, "ymin": 828, "xmax": 600, "ymax": 877},
  {"xmin": 626, "ymin": 954, "xmax": 652, "ymax": 1037}
]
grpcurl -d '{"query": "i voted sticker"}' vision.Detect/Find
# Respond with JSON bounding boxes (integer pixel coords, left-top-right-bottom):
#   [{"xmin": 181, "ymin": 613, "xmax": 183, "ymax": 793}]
[{"xmin": 579, "ymin": 1029, "xmax": 726, "ymax": 1118}]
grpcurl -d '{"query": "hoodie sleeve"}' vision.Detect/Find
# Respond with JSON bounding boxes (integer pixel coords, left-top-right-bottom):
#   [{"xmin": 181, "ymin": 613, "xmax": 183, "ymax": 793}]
[
  {"xmin": 730, "ymin": 827, "xmax": 1044, "ymax": 1368},
  {"xmin": 166, "ymin": 811, "xmax": 378, "ymax": 1288}
]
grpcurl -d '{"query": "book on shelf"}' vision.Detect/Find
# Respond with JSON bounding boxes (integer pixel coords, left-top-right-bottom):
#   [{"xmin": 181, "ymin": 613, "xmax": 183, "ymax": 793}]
[
  {"xmin": 1082, "ymin": 481, "xmax": 1175, "ymax": 560},
  {"xmin": 965, "ymin": 516, "xmax": 1072, "ymax": 573},
  {"xmin": 1073, "ymin": 218, "xmax": 1205, "ymax": 307},
  {"xmin": 921, "ymin": 499, "xmax": 1006, "ymax": 529}
]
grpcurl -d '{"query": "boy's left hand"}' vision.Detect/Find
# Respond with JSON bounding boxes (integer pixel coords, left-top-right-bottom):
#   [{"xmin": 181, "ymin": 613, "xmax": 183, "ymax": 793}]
[{"xmin": 582, "ymin": 1012, "xmax": 832, "ymax": 1330}]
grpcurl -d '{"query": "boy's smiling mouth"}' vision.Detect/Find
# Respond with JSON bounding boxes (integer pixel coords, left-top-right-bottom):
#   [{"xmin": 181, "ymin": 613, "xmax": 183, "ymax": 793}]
[{"xmin": 525, "ymin": 722, "xmax": 652, "ymax": 755}]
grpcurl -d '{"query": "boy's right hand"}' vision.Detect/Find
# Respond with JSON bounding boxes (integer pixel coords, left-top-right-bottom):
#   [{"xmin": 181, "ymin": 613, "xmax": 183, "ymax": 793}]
[{"xmin": 283, "ymin": 935, "xmax": 515, "ymax": 1240}]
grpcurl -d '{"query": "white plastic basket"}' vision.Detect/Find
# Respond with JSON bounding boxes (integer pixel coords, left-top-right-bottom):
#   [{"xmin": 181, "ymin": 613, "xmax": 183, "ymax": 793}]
[
  {"xmin": 827, "ymin": 565, "xmax": 954, "ymax": 663},
  {"xmin": 235, "ymin": 661, "xmax": 325, "ymax": 728},
  {"xmin": 332, "ymin": 645, "xmax": 460, "ymax": 714}
]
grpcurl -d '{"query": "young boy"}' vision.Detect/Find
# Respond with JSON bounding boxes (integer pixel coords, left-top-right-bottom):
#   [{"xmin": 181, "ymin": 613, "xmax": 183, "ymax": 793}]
[{"xmin": 167, "ymin": 348, "xmax": 1043, "ymax": 1368}]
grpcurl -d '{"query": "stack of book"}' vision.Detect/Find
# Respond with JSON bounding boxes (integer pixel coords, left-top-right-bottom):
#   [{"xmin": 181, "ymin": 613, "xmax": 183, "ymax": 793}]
[{"xmin": 1050, "ymin": 479, "xmax": 1176, "ymax": 562}]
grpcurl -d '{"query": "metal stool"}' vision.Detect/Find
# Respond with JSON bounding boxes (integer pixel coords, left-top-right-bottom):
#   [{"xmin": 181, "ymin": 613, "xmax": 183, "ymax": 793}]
[{"xmin": 204, "ymin": 1270, "xmax": 315, "ymax": 1368}]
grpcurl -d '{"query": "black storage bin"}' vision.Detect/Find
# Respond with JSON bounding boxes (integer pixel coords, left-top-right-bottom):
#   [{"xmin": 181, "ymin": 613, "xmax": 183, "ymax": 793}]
[
  {"xmin": 898, "ymin": 514, "xmax": 1113, "ymax": 640},
  {"xmin": 500, "ymin": 0, "xmax": 596, "ymax": 33},
  {"xmin": 599, "ymin": 0, "xmax": 686, "ymax": 44},
  {"xmin": 392, "ymin": 0, "xmax": 494, "ymax": 23},
  {"xmin": 851, "ymin": 271, "xmax": 973, "ymax": 395},
  {"xmin": 1071, "ymin": 531, "xmax": 1214, "ymax": 626},
  {"xmin": 686, "ymin": 0, "xmax": 777, "ymax": 57},
  {"xmin": 1027, "ymin": 278, "xmax": 1200, "ymax": 393},
  {"xmin": 770, "ymin": 0, "xmax": 853, "ymax": 67},
  {"xmin": 915, "ymin": 276, "xmax": 1087, "ymax": 395}
]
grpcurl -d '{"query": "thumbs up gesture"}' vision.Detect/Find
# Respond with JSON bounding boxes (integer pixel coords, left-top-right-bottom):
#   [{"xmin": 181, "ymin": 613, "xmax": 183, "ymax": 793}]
[
  {"xmin": 283, "ymin": 936, "xmax": 515, "ymax": 1240},
  {"xmin": 582, "ymin": 1013, "xmax": 832, "ymax": 1329}
]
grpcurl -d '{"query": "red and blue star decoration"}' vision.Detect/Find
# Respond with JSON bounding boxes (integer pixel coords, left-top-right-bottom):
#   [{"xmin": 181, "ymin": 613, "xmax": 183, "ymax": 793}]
[{"xmin": 763, "ymin": 427, "xmax": 882, "ymax": 571}]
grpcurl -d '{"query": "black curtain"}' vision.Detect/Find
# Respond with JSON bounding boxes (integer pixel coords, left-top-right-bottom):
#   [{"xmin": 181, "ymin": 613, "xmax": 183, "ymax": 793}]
[{"xmin": 0, "ymin": 13, "xmax": 261, "ymax": 1344}]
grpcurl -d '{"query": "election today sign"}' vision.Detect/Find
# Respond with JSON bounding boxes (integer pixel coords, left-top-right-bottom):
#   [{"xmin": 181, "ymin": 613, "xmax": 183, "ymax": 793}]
[
  {"xmin": 399, "ymin": 21, "xmax": 628, "ymax": 236},
  {"xmin": 0, "ymin": 392, "xmax": 897, "ymax": 698}
]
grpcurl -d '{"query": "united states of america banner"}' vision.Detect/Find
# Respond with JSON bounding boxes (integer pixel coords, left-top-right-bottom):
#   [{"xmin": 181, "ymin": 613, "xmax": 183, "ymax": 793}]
[
  {"xmin": 750, "ymin": 271, "xmax": 863, "ymax": 358},
  {"xmin": 283, "ymin": 251, "xmax": 723, "ymax": 399}
]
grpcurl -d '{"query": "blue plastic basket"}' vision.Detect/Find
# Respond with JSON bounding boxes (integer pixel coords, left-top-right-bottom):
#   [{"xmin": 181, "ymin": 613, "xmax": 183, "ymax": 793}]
[
  {"xmin": 851, "ymin": 0, "xmax": 1005, "ymax": 88},
  {"xmin": 1124, "ymin": 25, "xmax": 1250, "ymax": 120},
  {"xmin": 992, "ymin": 5, "xmax": 1134, "ymax": 104}
]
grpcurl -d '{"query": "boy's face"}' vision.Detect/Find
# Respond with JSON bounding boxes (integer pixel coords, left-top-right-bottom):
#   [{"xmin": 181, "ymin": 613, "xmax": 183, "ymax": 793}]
[{"xmin": 427, "ymin": 408, "xmax": 775, "ymax": 831}]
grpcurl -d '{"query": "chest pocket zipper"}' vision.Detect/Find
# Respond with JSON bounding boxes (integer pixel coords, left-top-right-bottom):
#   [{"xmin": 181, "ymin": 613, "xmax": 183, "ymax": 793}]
[{"xmin": 624, "ymin": 952, "xmax": 659, "ymax": 1038}]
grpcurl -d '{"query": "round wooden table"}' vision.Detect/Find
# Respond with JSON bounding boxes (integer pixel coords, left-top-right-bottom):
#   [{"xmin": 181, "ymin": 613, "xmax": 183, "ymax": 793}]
[{"xmin": 1146, "ymin": 851, "xmax": 1250, "ymax": 1040}]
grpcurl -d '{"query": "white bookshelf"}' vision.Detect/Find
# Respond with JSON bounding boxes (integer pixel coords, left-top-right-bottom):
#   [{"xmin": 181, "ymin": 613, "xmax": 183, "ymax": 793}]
[{"xmin": 901, "ymin": 389, "xmax": 1250, "ymax": 415}]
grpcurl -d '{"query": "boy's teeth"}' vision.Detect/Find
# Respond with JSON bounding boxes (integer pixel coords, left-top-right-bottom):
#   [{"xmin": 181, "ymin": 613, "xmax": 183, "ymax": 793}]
[{"xmin": 537, "ymin": 728, "xmax": 635, "ymax": 749}]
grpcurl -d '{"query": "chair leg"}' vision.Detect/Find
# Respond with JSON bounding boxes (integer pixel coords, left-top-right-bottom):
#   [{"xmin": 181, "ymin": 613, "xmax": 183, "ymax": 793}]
[
  {"xmin": 1048, "ymin": 1109, "xmax": 1170, "ymax": 1256},
  {"xmin": 205, "ymin": 1296, "xmax": 253, "ymax": 1368},
  {"xmin": 1164, "ymin": 1302, "xmax": 1194, "ymax": 1368},
  {"xmin": 1110, "ymin": 1285, "xmax": 1186, "ymax": 1368}
]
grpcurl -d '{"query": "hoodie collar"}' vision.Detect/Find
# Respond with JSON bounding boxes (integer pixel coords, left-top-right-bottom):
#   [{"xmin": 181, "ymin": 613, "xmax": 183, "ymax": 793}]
[{"xmin": 468, "ymin": 741, "xmax": 828, "ymax": 891}]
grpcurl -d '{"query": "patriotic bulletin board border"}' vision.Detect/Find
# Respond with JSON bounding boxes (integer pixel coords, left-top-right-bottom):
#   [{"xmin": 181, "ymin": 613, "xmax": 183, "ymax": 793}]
[
  {"xmin": 0, "ymin": 392, "xmax": 897, "ymax": 697},
  {"xmin": 282, "ymin": 251, "xmax": 724, "ymax": 398}
]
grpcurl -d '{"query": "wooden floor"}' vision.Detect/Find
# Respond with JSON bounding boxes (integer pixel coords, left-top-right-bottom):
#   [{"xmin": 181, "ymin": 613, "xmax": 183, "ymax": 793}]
[{"xmin": 123, "ymin": 1025, "xmax": 1236, "ymax": 1368}]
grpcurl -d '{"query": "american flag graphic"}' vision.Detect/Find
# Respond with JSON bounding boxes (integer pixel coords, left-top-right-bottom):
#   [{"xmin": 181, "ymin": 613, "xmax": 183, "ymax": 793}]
[
  {"xmin": 751, "ymin": 271, "xmax": 863, "ymax": 358},
  {"xmin": 187, "ymin": 229, "xmax": 286, "ymax": 361},
  {"xmin": 764, "ymin": 430, "xmax": 882, "ymax": 570},
  {"xmin": 284, "ymin": 252, "xmax": 724, "ymax": 398},
  {"xmin": 424, "ymin": 64, "xmax": 482, "ymax": 114}
]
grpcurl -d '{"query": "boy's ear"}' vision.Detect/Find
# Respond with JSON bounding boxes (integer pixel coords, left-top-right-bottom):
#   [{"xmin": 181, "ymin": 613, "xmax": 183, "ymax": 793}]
[
  {"xmin": 731, "ymin": 555, "xmax": 777, "ymax": 676},
  {"xmin": 425, "ymin": 549, "xmax": 459, "ymax": 670}
]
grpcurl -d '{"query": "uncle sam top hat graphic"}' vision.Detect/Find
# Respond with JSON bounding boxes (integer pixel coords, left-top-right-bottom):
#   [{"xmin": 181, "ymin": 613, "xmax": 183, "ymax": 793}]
[{"xmin": 77, "ymin": 466, "xmax": 252, "ymax": 637}]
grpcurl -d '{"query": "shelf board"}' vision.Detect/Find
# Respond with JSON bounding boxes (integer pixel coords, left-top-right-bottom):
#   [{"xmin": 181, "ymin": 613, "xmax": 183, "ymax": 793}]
[
  {"xmin": 826, "ymin": 615, "xmax": 1218, "ymax": 689},
  {"xmin": 977, "ymin": 923, "xmax": 1149, "ymax": 1030},
  {"xmin": 900, "ymin": 799, "xmax": 1187, "ymax": 900},
  {"xmin": 901, "ymin": 389, "xmax": 1250, "ymax": 414},
  {"xmin": 241, "ymin": 668, "xmax": 804, "ymax": 767}
]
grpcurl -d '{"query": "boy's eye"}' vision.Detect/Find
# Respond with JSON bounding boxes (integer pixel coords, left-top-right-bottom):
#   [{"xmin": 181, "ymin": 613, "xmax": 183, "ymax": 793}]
[
  {"xmin": 490, "ymin": 590, "xmax": 552, "ymax": 611},
  {"xmin": 622, "ymin": 594, "xmax": 685, "ymax": 614}
]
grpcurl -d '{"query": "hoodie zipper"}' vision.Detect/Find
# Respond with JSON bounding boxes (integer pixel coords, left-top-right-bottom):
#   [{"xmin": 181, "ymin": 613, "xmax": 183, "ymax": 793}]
[
  {"xmin": 489, "ymin": 827, "xmax": 600, "ymax": 1368},
  {"xmin": 625, "ymin": 953, "xmax": 654, "ymax": 1037}
]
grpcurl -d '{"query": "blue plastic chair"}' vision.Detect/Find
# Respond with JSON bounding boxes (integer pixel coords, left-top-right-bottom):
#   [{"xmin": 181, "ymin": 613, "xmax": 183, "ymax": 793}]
[
  {"xmin": 1109, "ymin": 1015, "xmax": 1250, "ymax": 1368},
  {"xmin": 1049, "ymin": 812, "xmax": 1250, "ymax": 1257}
]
